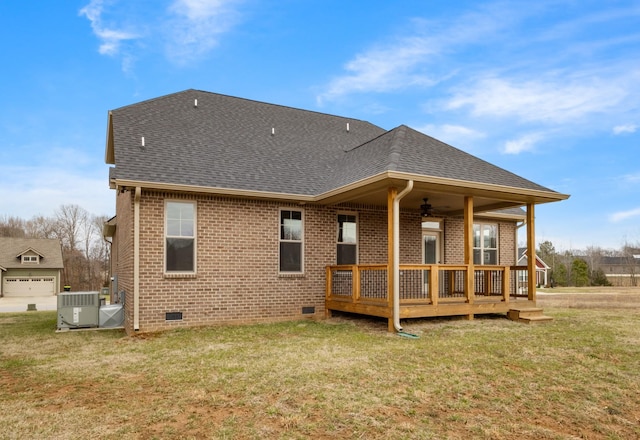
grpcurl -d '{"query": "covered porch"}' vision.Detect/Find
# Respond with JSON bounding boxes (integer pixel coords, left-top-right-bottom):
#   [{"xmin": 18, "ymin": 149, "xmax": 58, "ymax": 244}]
[{"xmin": 319, "ymin": 176, "xmax": 560, "ymax": 332}]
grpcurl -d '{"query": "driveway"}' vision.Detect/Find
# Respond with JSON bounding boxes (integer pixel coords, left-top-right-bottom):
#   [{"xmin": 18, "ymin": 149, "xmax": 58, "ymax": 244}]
[{"xmin": 0, "ymin": 295, "xmax": 58, "ymax": 313}]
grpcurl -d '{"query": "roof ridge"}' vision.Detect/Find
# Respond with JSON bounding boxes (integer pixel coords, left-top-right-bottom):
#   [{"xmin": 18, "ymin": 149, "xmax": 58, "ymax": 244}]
[
  {"xmin": 113, "ymin": 89, "xmax": 381, "ymax": 127},
  {"xmin": 343, "ymin": 123, "xmax": 414, "ymax": 154},
  {"xmin": 386, "ymin": 126, "xmax": 408, "ymax": 171}
]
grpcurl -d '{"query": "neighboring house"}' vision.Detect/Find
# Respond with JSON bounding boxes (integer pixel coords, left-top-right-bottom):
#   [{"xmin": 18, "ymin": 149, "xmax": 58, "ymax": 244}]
[
  {"xmin": 599, "ymin": 255, "xmax": 640, "ymax": 286},
  {"xmin": 0, "ymin": 238, "xmax": 64, "ymax": 297},
  {"xmin": 104, "ymin": 89, "xmax": 569, "ymax": 334},
  {"xmin": 517, "ymin": 248, "xmax": 551, "ymax": 287}
]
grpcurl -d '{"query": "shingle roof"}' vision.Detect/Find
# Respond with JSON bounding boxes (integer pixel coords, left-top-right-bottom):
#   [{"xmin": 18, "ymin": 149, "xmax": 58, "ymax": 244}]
[
  {"xmin": 320, "ymin": 125, "xmax": 552, "ymax": 193},
  {"xmin": 109, "ymin": 89, "xmax": 385, "ymax": 195},
  {"xmin": 108, "ymin": 89, "xmax": 559, "ymax": 197},
  {"xmin": 0, "ymin": 238, "xmax": 64, "ymax": 270}
]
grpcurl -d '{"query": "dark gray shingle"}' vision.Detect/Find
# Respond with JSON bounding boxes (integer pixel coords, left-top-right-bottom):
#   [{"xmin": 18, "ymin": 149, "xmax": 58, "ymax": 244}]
[{"xmin": 109, "ymin": 90, "xmax": 557, "ymax": 196}]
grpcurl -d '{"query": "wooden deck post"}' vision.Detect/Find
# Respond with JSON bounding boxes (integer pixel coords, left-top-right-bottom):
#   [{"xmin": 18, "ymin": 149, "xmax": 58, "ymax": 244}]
[
  {"xmin": 463, "ymin": 196, "xmax": 474, "ymax": 320},
  {"xmin": 352, "ymin": 265, "xmax": 361, "ymax": 302},
  {"xmin": 526, "ymin": 202, "xmax": 536, "ymax": 303},
  {"xmin": 430, "ymin": 265, "xmax": 439, "ymax": 306},
  {"xmin": 387, "ymin": 187, "xmax": 397, "ymax": 332},
  {"xmin": 502, "ymin": 266, "xmax": 510, "ymax": 305},
  {"xmin": 325, "ymin": 266, "xmax": 332, "ymax": 318}
]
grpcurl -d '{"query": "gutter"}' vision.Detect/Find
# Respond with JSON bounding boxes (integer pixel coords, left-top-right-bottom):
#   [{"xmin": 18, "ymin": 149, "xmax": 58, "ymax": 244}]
[{"xmin": 393, "ymin": 180, "xmax": 413, "ymax": 332}]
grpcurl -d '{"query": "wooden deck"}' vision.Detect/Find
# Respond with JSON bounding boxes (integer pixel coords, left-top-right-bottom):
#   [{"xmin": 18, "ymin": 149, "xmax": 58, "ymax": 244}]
[{"xmin": 326, "ymin": 264, "xmax": 536, "ymax": 325}]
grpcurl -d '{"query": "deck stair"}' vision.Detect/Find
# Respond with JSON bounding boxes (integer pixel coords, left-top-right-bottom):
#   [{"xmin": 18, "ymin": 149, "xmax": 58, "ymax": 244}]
[{"xmin": 507, "ymin": 306, "xmax": 553, "ymax": 324}]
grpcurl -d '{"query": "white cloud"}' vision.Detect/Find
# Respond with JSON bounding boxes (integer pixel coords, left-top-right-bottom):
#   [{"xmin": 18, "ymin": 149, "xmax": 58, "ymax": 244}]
[
  {"xmin": 623, "ymin": 173, "xmax": 640, "ymax": 183},
  {"xmin": 79, "ymin": 0, "xmax": 139, "ymax": 57},
  {"xmin": 416, "ymin": 124, "xmax": 485, "ymax": 149},
  {"xmin": 613, "ymin": 124, "xmax": 638, "ymax": 134},
  {"xmin": 165, "ymin": 0, "xmax": 242, "ymax": 64},
  {"xmin": 316, "ymin": 36, "xmax": 440, "ymax": 104},
  {"xmin": 503, "ymin": 132, "xmax": 543, "ymax": 154},
  {"xmin": 79, "ymin": 0, "xmax": 243, "ymax": 69},
  {"xmin": 0, "ymin": 165, "xmax": 113, "ymax": 219},
  {"xmin": 316, "ymin": 7, "xmax": 515, "ymax": 104},
  {"xmin": 609, "ymin": 207, "xmax": 640, "ymax": 223},
  {"xmin": 316, "ymin": 0, "xmax": 640, "ymax": 143},
  {"xmin": 447, "ymin": 76, "xmax": 628, "ymax": 124}
]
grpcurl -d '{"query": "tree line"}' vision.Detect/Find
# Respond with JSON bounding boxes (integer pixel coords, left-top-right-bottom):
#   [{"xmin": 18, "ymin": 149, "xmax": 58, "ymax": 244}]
[
  {"xmin": 1, "ymin": 205, "xmax": 110, "ymax": 291},
  {"xmin": 536, "ymin": 240, "xmax": 640, "ymax": 287}
]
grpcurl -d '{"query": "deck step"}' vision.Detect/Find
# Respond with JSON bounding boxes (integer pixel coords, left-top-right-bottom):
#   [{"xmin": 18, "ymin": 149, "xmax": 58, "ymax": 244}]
[{"xmin": 507, "ymin": 307, "xmax": 553, "ymax": 324}]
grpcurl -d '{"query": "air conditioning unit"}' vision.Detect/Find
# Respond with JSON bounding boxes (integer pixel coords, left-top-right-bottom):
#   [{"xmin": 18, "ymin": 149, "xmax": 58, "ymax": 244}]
[{"xmin": 57, "ymin": 292, "xmax": 100, "ymax": 330}]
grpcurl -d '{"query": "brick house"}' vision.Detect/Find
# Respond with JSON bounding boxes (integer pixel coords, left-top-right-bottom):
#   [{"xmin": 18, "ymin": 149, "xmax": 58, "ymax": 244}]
[{"xmin": 104, "ymin": 89, "xmax": 568, "ymax": 334}]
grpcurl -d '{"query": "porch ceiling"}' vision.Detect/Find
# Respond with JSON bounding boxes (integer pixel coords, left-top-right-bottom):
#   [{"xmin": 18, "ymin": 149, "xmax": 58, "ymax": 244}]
[{"xmin": 316, "ymin": 174, "xmax": 569, "ymax": 215}]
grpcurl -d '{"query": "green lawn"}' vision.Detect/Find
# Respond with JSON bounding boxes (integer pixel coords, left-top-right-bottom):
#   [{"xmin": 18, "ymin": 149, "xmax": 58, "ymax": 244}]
[{"xmin": 1, "ymin": 307, "xmax": 639, "ymax": 439}]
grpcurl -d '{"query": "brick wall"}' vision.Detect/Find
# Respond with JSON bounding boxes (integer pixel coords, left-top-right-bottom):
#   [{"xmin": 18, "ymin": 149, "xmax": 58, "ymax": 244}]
[
  {"xmin": 114, "ymin": 189, "xmax": 134, "ymax": 329},
  {"xmin": 111, "ymin": 190, "xmax": 517, "ymax": 333},
  {"xmin": 112, "ymin": 193, "xmax": 427, "ymax": 333},
  {"xmin": 443, "ymin": 218, "xmax": 464, "ymax": 263},
  {"xmin": 499, "ymin": 222, "xmax": 517, "ymax": 265}
]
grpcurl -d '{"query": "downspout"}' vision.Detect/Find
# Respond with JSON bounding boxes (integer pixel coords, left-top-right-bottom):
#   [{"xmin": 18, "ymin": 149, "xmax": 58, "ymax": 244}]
[
  {"xmin": 133, "ymin": 187, "xmax": 141, "ymax": 331},
  {"xmin": 393, "ymin": 180, "xmax": 414, "ymax": 332}
]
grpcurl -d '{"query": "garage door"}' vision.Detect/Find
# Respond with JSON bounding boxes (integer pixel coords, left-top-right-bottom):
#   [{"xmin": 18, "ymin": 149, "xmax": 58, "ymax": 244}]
[{"xmin": 3, "ymin": 277, "xmax": 56, "ymax": 297}]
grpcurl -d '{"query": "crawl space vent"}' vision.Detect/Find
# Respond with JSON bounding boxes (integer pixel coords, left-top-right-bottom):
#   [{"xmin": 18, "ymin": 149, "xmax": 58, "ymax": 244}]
[
  {"xmin": 301, "ymin": 306, "xmax": 315, "ymax": 315},
  {"xmin": 165, "ymin": 312, "xmax": 183, "ymax": 321}
]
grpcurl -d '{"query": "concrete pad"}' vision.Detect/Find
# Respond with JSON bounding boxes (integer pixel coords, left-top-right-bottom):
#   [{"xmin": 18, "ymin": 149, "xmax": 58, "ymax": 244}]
[{"xmin": 0, "ymin": 295, "xmax": 58, "ymax": 313}]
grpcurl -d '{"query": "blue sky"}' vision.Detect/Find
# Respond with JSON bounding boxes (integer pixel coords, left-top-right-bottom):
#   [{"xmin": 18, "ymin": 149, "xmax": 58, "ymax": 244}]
[{"xmin": 1, "ymin": 0, "xmax": 639, "ymax": 251}]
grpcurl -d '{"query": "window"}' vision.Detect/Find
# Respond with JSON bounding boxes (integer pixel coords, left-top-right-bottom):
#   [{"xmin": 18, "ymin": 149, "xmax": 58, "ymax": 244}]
[
  {"xmin": 280, "ymin": 209, "xmax": 303, "ymax": 273},
  {"xmin": 165, "ymin": 201, "xmax": 196, "ymax": 273},
  {"xmin": 473, "ymin": 223, "xmax": 497, "ymax": 265},
  {"xmin": 22, "ymin": 255, "xmax": 39, "ymax": 263},
  {"xmin": 337, "ymin": 213, "xmax": 357, "ymax": 265}
]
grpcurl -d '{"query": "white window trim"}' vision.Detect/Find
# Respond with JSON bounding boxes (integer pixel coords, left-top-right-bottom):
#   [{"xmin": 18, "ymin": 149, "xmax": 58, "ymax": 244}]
[
  {"xmin": 473, "ymin": 222, "xmax": 499, "ymax": 265},
  {"xmin": 336, "ymin": 211, "xmax": 358, "ymax": 265},
  {"xmin": 164, "ymin": 200, "xmax": 197, "ymax": 275},
  {"xmin": 22, "ymin": 255, "xmax": 39, "ymax": 264},
  {"xmin": 278, "ymin": 207, "xmax": 304, "ymax": 275}
]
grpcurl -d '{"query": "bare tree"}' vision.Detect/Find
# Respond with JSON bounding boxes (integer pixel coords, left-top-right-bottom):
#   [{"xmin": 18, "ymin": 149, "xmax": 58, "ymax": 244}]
[
  {"xmin": 0, "ymin": 215, "xmax": 26, "ymax": 237},
  {"xmin": 621, "ymin": 241, "xmax": 640, "ymax": 287},
  {"xmin": 24, "ymin": 215, "xmax": 58, "ymax": 239},
  {"xmin": 91, "ymin": 214, "xmax": 111, "ymax": 289},
  {"xmin": 55, "ymin": 204, "xmax": 89, "ymax": 252},
  {"xmin": 584, "ymin": 246, "xmax": 604, "ymax": 282},
  {"xmin": 54, "ymin": 204, "xmax": 90, "ymax": 289}
]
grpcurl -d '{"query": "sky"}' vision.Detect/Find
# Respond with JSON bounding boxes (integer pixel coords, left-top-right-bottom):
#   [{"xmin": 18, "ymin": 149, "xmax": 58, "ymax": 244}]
[{"xmin": 1, "ymin": 0, "xmax": 639, "ymax": 252}]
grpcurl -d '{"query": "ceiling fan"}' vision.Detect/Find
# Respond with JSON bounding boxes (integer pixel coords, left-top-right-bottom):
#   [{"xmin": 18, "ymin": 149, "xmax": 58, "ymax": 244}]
[
  {"xmin": 420, "ymin": 198, "xmax": 435, "ymax": 217},
  {"xmin": 421, "ymin": 197, "xmax": 448, "ymax": 217}
]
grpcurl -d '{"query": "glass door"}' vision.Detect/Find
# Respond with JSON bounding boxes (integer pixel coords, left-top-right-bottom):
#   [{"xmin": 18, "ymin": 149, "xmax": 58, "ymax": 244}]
[
  {"xmin": 423, "ymin": 232, "xmax": 440, "ymax": 297},
  {"xmin": 423, "ymin": 233, "xmax": 439, "ymax": 264}
]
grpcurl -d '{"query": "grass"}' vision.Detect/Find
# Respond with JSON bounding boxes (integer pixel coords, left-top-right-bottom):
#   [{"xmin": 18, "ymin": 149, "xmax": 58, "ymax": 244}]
[{"xmin": 1, "ymin": 303, "xmax": 639, "ymax": 439}]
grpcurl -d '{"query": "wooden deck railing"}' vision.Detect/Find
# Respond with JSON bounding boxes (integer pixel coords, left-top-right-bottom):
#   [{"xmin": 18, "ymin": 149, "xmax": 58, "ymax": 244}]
[{"xmin": 326, "ymin": 264, "xmax": 530, "ymax": 305}]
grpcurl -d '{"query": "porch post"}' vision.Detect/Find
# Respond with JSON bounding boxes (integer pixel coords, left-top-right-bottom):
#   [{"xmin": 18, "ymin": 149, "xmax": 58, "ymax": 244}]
[
  {"xmin": 526, "ymin": 202, "xmax": 536, "ymax": 303},
  {"xmin": 463, "ymin": 196, "xmax": 474, "ymax": 319},
  {"xmin": 387, "ymin": 187, "xmax": 397, "ymax": 332}
]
